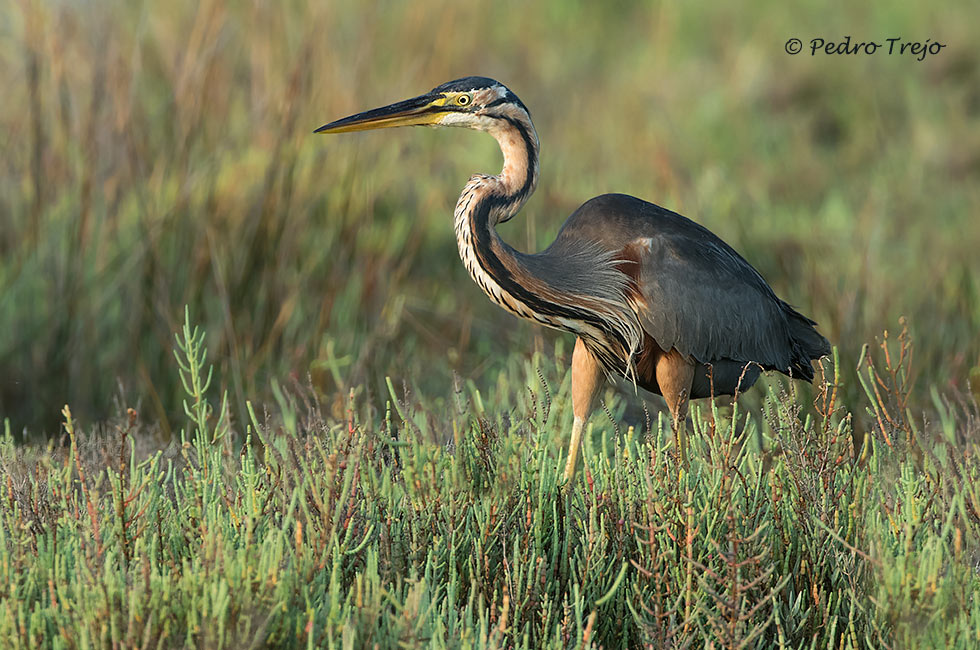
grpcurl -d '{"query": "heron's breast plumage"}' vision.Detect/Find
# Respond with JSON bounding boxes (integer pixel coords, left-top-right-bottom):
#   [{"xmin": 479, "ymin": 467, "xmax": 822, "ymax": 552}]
[
  {"xmin": 454, "ymin": 176, "xmax": 565, "ymax": 327},
  {"xmin": 453, "ymin": 177, "xmax": 644, "ymax": 380}
]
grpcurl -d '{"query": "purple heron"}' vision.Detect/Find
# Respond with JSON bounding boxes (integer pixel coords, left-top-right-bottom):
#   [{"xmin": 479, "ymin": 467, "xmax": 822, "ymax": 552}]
[{"xmin": 316, "ymin": 77, "xmax": 830, "ymax": 480}]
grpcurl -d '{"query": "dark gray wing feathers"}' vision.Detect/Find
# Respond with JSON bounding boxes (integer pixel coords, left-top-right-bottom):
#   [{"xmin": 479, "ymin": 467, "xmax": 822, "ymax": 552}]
[
  {"xmin": 637, "ymin": 232, "xmax": 794, "ymax": 371},
  {"xmin": 554, "ymin": 194, "xmax": 829, "ymax": 379}
]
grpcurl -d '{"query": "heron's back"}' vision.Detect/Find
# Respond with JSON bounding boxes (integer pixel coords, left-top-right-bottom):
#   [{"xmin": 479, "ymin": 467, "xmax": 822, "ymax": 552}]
[{"xmin": 548, "ymin": 193, "xmax": 830, "ymax": 383}]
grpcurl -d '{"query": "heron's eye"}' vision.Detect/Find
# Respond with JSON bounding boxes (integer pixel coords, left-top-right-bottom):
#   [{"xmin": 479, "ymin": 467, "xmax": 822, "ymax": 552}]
[{"xmin": 456, "ymin": 94, "xmax": 471, "ymax": 106}]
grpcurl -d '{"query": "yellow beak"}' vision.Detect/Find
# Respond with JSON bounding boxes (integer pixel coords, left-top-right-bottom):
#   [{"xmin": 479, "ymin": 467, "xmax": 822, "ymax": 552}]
[{"xmin": 314, "ymin": 92, "xmax": 445, "ymax": 134}]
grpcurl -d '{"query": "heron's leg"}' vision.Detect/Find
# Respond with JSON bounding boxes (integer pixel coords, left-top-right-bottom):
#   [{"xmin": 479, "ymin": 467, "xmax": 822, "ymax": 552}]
[
  {"xmin": 655, "ymin": 350, "xmax": 695, "ymax": 464},
  {"xmin": 563, "ymin": 338, "xmax": 603, "ymax": 481}
]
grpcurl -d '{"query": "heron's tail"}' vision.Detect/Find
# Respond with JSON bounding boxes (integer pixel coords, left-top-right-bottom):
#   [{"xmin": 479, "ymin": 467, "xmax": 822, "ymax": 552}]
[{"xmin": 785, "ymin": 308, "xmax": 831, "ymax": 382}]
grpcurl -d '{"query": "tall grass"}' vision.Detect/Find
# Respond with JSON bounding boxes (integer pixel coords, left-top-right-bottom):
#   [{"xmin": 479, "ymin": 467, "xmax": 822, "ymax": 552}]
[
  {"xmin": 2, "ymin": 3, "xmax": 979, "ymax": 644},
  {"xmin": 2, "ymin": 0, "xmax": 979, "ymax": 436},
  {"xmin": 1, "ymin": 312, "xmax": 978, "ymax": 648}
]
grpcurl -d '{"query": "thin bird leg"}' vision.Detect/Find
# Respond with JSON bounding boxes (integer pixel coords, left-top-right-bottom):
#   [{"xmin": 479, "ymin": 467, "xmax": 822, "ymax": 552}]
[
  {"xmin": 655, "ymin": 349, "xmax": 695, "ymax": 466},
  {"xmin": 564, "ymin": 337, "xmax": 604, "ymax": 481}
]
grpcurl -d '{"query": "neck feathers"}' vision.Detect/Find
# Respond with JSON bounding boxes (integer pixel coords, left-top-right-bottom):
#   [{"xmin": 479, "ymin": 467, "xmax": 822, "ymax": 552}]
[
  {"xmin": 452, "ymin": 109, "xmax": 538, "ymax": 310},
  {"xmin": 452, "ymin": 109, "xmax": 641, "ymax": 377},
  {"xmin": 487, "ymin": 112, "xmax": 539, "ymax": 222}
]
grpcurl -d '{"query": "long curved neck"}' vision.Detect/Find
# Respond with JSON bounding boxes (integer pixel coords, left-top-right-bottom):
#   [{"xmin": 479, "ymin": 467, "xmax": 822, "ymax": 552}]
[
  {"xmin": 490, "ymin": 117, "xmax": 540, "ymax": 220},
  {"xmin": 452, "ymin": 114, "xmax": 542, "ymax": 319},
  {"xmin": 456, "ymin": 116, "xmax": 539, "ymax": 227},
  {"xmin": 452, "ymin": 115, "xmax": 641, "ymax": 373}
]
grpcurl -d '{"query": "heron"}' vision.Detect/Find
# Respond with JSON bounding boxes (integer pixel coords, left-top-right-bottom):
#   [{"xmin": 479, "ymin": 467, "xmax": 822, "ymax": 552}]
[{"xmin": 316, "ymin": 76, "xmax": 830, "ymax": 480}]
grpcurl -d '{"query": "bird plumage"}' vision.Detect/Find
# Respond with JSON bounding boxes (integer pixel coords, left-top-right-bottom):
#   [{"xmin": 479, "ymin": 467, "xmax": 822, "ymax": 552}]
[
  {"xmin": 316, "ymin": 76, "xmax": 831, "ymax": 479},
  {"xmin": 550, "ymin": 194, "xmax": 830, "ymax": 394}
]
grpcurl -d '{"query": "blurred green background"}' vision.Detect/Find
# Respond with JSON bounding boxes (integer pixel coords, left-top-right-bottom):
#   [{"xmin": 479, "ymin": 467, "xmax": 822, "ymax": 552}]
[{"xmin": 1, "ymin": 0, "xmax": 978, "ymax": 436}]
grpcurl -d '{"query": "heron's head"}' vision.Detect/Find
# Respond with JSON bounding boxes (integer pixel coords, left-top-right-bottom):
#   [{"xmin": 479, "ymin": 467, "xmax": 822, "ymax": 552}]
[{"xmin": 315, "ymin": 76, "xmax": 531, "ymax": 135}]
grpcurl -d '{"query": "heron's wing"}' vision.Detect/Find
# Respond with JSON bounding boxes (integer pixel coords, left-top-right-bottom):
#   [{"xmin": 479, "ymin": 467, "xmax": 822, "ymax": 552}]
[
  {"xmin": 552, "ymin": 194, "xmax": 817, "ymax": 373},
  {"xmin": 629, "ymin": 230, "xmax": 796, "ymax": 371}
]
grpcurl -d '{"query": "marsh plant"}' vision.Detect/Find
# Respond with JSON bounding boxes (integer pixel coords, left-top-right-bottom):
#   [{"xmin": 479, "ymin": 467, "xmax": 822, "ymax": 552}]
[{"xmin": 1, "ymin": 313, "xmax": 977, "ymax": 648}]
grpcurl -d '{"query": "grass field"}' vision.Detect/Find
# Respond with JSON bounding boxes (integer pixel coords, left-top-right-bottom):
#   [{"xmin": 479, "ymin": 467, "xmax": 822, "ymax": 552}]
[{"xmin": 1, "ymin": 0, "xmax": 979, "ymax": 647}]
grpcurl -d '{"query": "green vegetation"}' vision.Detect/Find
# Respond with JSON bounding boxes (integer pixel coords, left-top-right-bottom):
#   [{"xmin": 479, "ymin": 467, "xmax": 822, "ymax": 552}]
[
  {"xmin": 2, "ymin": 0, "xmax": 979, "ymax": 647},
  {"xmin": 1, "ymin": 313, "xmax": 978, "ymax": 648},
  {"xmin": 2, "ymin": 0, "xmax": 978, "ymax": 433}
]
